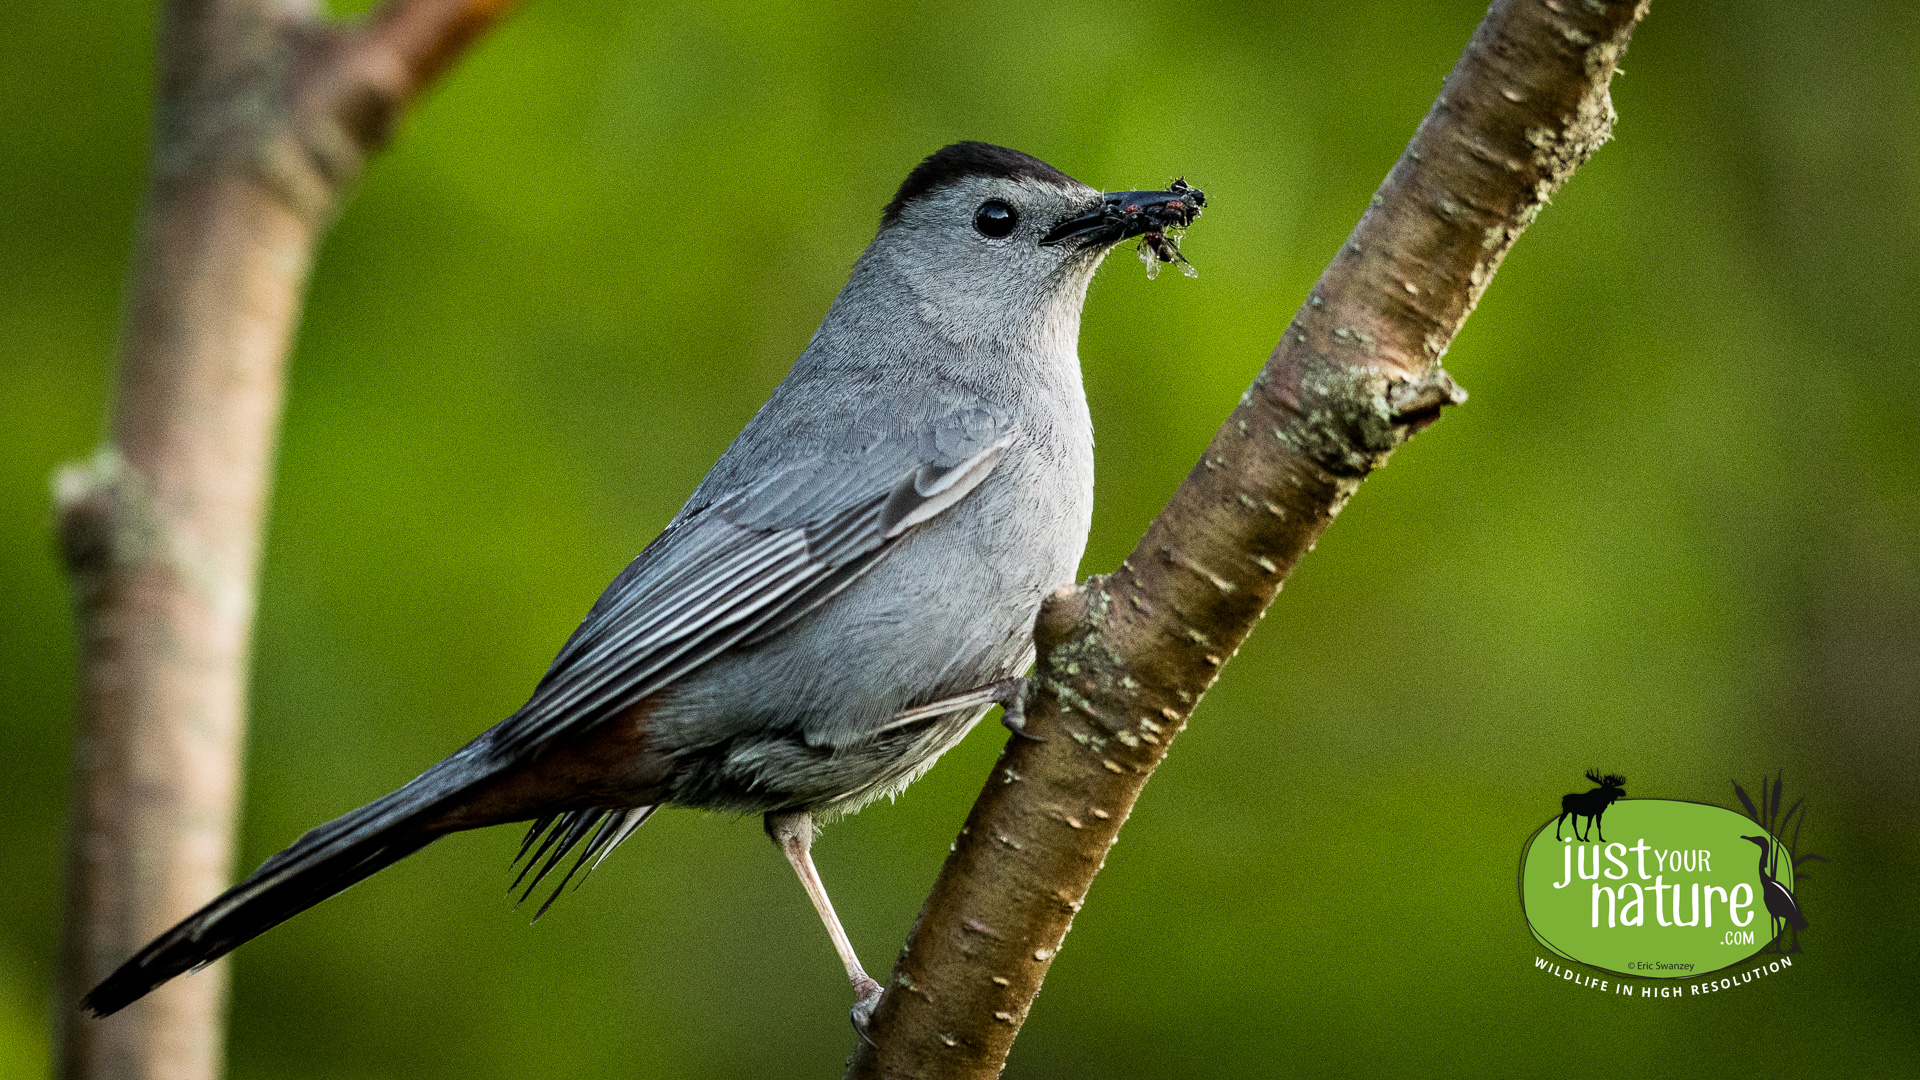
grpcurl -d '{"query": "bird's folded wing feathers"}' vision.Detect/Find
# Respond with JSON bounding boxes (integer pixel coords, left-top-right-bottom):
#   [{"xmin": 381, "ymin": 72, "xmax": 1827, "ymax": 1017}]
[{"xmin": 482, "ymin": 422, "xmax": 1013, "ymax": 760}]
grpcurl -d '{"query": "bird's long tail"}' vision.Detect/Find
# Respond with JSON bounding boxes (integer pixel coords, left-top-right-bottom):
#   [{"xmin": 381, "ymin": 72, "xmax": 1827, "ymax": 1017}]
[{"xmin": 81, "ymin": 754, "xmax": 490, "ymax": 1018}]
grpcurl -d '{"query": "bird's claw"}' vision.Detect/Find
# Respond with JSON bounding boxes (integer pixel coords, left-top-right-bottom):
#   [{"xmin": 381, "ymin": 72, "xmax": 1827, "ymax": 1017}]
[
  {"xmin": 993, "ymin": 677, "xmax": 1044, "ymax": 741},
  {"xmin": 850, "ymin": 974, "xmax": 883, "ymax": 1043},
  {"xmin": 1000, "ymin": 708, "xmax": 1043, "ymax": 742}
]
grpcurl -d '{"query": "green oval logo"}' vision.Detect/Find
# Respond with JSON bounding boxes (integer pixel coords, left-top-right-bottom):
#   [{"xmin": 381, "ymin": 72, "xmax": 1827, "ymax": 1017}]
[{"xmin": 1520, "ymin": 799, "xmax": 1796, "ymax": 978}]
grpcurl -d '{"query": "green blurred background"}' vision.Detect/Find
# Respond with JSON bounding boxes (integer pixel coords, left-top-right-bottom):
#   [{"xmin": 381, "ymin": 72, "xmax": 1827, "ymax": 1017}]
[{"xmin": 4, "ymin": 0, "xmax": 1916, "ymax": 1076}]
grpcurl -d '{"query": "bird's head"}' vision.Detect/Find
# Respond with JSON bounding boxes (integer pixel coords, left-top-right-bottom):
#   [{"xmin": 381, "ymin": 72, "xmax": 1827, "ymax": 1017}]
[
  {"xmin": 1740, "ymin": 834, "xmax": 1770, "ymax": 851},
  {"xmin": 859, "ymin": 142, "xmax": 1204, "ymax": 347}
]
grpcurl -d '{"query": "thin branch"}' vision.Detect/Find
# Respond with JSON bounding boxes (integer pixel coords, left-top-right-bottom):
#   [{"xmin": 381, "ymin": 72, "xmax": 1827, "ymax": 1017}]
[
  {"xmin": 317, "ymin": 0, "xmax": 523, "ymax": 149},
  {"xmin": 847, "ymin": 1, "xmax": 1652, "ymax": 1076},
  {"xmin": 53, "ymin": 2, "xmax": 523, "ymax": 1078},
  {"xmin": 364, "ymin": 0, "xmax": 520, "ymax": 98}
]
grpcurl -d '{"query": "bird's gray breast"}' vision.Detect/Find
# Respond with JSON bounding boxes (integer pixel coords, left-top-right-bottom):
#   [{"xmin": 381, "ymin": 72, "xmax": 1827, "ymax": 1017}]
[{"xmin": 649, "ymin": 366, "xmax": 1093, "ymax": 814}]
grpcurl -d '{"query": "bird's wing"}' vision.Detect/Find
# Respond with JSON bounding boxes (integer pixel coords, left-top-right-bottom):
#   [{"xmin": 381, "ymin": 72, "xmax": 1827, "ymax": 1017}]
[{"xmin": 482, "ymin": 411, "xmax": 1013, "ymax": 761}]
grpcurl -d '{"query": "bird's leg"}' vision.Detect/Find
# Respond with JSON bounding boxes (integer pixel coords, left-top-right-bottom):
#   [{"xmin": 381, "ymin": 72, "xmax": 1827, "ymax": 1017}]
[
  {"xmin": 871, "ymin": 676, "xmax": 1042, "ymax": 741},
  {"xmin": 765, "ymin": 809, "xmax": 883, "ymax": 1034}
]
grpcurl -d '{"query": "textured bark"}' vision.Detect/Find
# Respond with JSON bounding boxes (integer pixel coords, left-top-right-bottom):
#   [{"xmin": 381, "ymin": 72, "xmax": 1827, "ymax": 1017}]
[
  {"xmin": 51, "ymin": 3, "xmax": 521, "ymax": 1079},
  {"xmin": 846, "ymin": 1, "xmax": 1652, "ymax": 1076}
]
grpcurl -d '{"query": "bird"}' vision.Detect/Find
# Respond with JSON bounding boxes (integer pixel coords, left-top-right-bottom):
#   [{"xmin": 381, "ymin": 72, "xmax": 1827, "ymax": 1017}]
[
  {"xmin": 1740, "ymin": 834, "xmax": 1807, "ymax": 947},
  {"xmin": 81, "ymin": 142, "xmax": 1205, "ymax": 1029}
]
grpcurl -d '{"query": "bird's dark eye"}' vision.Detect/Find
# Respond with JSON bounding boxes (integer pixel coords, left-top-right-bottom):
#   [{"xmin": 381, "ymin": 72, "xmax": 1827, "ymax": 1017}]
[{"xmin": 974, "ymin": 200, "xmax": 1017, "ymax": 238}]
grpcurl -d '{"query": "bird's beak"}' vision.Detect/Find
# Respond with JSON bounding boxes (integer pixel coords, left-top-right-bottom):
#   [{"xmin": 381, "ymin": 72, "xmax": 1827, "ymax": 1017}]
[{"xmin": 1042, "ymin": 182, "xmax": 1206, "ymax": 249}]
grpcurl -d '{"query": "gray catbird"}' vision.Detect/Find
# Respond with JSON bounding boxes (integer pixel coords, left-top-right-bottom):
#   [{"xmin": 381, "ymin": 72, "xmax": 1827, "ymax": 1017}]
[{"xmin": 83, "ymin": 142, "xmax": 1204, "ymax": 1027}]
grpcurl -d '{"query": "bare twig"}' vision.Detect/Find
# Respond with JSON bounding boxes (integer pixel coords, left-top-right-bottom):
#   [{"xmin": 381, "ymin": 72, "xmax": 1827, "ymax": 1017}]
[
  {"xmin": 846, "ymin": 1, "xmax": 1652, "ymax": 1076},
  {"xmin": 53, "ymin": 2, "xmax": 522, "ymax": 1078},
  {"xmin": 365, "ymin": 0, "xmax": 521, "ymax": 97}
]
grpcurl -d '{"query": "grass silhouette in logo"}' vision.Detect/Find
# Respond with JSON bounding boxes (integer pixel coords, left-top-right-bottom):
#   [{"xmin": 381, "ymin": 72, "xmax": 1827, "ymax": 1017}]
[
  {"xmin": 1554, "ymin": 769, "xmax": 1626, "ymax": 843},
  {"xmin": 1733, "ymin": 772, "xmax": 1828, "ymax": 954}
]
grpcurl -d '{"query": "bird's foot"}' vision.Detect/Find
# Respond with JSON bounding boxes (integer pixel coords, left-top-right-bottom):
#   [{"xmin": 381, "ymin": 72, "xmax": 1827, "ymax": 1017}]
[
  {"xmin": 992, "ymin": 677, "xmax": 1043, "ymax": 741},
  {"xmin": 850, "ymin": 973, "xmax": 884, "ymax": 1042}
]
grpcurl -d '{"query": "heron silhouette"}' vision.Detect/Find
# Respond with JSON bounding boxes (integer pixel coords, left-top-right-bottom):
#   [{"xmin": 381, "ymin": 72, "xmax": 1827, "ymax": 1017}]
[
  {"xmin": 1741, "ymin": 834, "xmax": 1808, "ymax": 946},
  {"xmin": 1734, "ymin": 772, "xmax": 1827, "ymax": 953}
]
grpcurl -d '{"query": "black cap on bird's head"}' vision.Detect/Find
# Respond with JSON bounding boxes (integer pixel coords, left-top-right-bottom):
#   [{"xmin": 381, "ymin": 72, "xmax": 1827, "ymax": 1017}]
[{"xmin": 882, "ymin": 142, "xmax": 1081, "ymax": 225}]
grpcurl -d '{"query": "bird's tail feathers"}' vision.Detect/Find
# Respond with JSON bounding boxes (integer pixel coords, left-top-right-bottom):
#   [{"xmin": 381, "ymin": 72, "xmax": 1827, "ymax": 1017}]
[{"xmin": 80, "ymin": 754, "xmax": 491, "ymax": 1018}]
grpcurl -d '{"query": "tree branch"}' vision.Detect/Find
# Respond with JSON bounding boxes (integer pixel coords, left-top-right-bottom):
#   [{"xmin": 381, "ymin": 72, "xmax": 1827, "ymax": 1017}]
[
  {"xmin": 846, "ymin": 1, "xmax": 1651, "ymax": 1076},
  {"xmin": 52, "ymin": 2, "xmax": 522, "ymax": 1078},
  {"xmin": 363, "ymin": 0, "xmax": 520, "ymax": 100}
]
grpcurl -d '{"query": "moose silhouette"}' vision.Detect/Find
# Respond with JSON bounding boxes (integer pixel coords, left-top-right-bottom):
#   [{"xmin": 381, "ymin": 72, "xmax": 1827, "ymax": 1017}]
[{"xmin": 1554, "ymin": 770, "xmax": 1627, "ymax": 842}]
